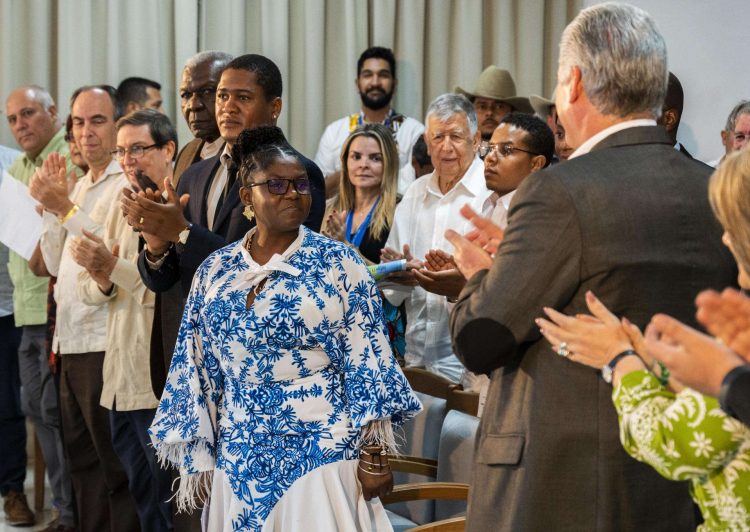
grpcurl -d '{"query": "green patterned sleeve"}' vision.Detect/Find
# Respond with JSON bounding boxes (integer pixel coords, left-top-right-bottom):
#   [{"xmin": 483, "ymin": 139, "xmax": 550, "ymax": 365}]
[{"xmin": 613, "ymin": 370, "xmax": 747, "ymax": 480}]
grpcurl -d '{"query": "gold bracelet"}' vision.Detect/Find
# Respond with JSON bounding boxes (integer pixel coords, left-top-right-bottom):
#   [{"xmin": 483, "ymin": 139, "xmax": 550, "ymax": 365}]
[
  {"xmin": 58, "ymin": 204, "xmax": 79, "ymax": 224},
  {"xmin": 358, "ymin": 465, "xmax": 391, "ymax": 476}
]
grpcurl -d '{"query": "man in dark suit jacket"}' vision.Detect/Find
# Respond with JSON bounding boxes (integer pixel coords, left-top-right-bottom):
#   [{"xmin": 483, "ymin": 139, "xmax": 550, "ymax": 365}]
[
  {"xmin": 138, "ymin": 51, "xmax": 233, "ymax": 414},
  {"xmin": 123, "ymin": 54, "xmax": 325, "ymax": 395},
  {"xmin": 447, "ymin": 4, "xmax": 737, "ymax": 530}
]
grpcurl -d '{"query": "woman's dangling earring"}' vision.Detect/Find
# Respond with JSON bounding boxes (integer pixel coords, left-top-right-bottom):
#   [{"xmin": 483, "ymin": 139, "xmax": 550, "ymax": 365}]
[{"xmin": 243, "ymin": 205, "xmax": 255, "ymax": 221}]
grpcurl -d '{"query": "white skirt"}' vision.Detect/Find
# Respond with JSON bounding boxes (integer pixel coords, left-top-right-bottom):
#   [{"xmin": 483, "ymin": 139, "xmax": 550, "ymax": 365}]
[{"xmin": 202, "ymin": 460, "xmax": 393, "ymax": 532}]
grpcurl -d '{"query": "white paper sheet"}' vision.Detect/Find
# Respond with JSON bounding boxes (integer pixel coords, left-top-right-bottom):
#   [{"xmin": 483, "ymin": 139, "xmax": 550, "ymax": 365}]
[{"xmin": 0, "ymin": 170, "xmax": 43, "ymax": 260}]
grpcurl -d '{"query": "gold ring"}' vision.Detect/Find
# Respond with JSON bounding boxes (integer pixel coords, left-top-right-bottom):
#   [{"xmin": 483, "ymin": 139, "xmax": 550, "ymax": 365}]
[{"xmin": 138, "ymin": 216, "xmax": 144, "ymax": 224}]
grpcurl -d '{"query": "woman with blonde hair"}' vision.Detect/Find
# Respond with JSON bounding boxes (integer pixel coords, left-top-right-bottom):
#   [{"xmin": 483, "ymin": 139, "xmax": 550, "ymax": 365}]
[
  {"xmin": 535, "ymin": 148, "xmax": 750, "ymax": 531},
  {"xmin": 322, "ymin": 123, "xmax": 399, "ymax": 263}
]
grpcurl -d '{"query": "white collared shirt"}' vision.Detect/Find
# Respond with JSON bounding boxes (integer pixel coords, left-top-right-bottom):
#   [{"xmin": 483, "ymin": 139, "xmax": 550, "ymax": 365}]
[
  {"xmin": 206, "ymin": 144, "xmax": 233, "ymax": 230},
  {"xmin": 78, "ymin": 194, "xmax": 158, "ymax": 411},
  {"xmin": 200, "ymin": 137, "xmax": 224, "ymax": 160},
  {"xmin": 569, "ymin": 119, "xmax": 657, "ymax": 159},
  {"xmin": 383, "ymin": 156, "xmax": 497, "ymax": 382},
  {"xmin": 492, "ymin": 189, "xmax": 516, "ymax": 230},
  {"xmin": 40, "ymin": 159, "xmax": 128, "ymax": 354}
]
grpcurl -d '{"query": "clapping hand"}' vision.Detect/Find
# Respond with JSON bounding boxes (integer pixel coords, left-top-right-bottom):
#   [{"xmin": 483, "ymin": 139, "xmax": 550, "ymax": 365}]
[
  {"xmin": 121, "ymin": 177, "xmax": 189, "ymax": 254},
  {"xmin": 443, "ymin": 204, "xmax": 505, "ymax": 280},
  {"xmin": 695, "ymin": 288, "xmax": 750, "ymax": 361},
  {"xmin": 322, "ymin": 209, "xmax": 346, "ymax": 242},
  {"xmin": 423, "ymin": 249, "xmax": 456, "ymax": 272},
  {"xmin": 536, "ymin": 291, "xmax": 635, "ymax": 369},
  {"xmin": 70, "ymin": 229, "xmax": 119, "ymax": 293},
  {"xmin": 461, "ymin": 204, "xmax": 504, "ymax": 255},
  {"xmin": 29, "ymin": 153, "xmax": 76, "ymax": 216},
  {"xmin": 644, "ymin": 313, "xmax": 744, "ymax": 397},
  {"xmin": 443, "ymin": 229, "xmax": 493, "ymax": 281},
  {"xmin": 413, "ymin": 249, "xmax": 465, "ymax": 298}
]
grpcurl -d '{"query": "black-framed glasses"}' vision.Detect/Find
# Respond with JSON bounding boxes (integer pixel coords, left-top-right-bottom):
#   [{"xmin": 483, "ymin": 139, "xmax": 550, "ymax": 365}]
[
  {"xmin": 245, "ymin": 177, "xmax": 311, "ymax": 195},
  {"xmin": 478, "ymin": 142, "xmax": 541, "ymax": 160},
  {"xmin": 111, "ymin": 144, "xmax": 163, "ymax": 161}
]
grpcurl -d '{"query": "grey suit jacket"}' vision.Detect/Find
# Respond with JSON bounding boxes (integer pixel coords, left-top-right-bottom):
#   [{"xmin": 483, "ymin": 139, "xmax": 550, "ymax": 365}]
[{"xmin": 450, "ymin": 126, "xmax": 737, "ymax": 531}]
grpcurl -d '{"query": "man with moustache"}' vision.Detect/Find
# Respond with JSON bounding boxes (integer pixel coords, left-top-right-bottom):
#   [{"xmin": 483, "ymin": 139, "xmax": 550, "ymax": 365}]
[
  {"xmin": 456, "ymin": 66, "xmax": 533, "ymax": 148},
  {"xmin": 173, "ymin": 51, "xmax": 233, "ymax": 184},
  {"xmin": 315, "ymin": 46, "xmax": 424, "ymax": 196},
  {"xmin": 122, "ymin": 53, "xmax": 325, "ymax": 395},
  {"xmin": 709, "ymin": 100, "xmax": 750, "ymax": 167},
  {"xmin": 4, "ymin": 84, "xmax": 75, "ymax": 530},
  {"xmin": 479, "ymin": 113, "xmax": 554, "ymax": 229}
]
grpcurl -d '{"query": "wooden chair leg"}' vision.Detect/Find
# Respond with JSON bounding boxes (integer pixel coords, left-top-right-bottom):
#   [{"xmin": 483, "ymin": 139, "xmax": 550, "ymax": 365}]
[{"xmin": 33, "ymin": 430, "xmax": 45, "ymax": 513}]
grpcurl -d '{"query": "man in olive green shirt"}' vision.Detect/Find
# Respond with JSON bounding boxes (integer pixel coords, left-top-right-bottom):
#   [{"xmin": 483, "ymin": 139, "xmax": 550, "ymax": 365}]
[{"xmin": 5, "ymin": 85, "xmax": 74, "ymax": 530}]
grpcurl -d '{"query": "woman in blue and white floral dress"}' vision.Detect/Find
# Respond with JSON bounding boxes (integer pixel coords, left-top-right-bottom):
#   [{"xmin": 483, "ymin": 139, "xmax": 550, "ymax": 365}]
[{"xmin": 149, "ymin": 126, "xmax": 421, "ymax": 531}]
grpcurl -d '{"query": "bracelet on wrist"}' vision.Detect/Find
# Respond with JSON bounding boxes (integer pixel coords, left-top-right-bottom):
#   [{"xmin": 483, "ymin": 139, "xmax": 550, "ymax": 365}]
[
  {"xmin": 360, "ymin": 447, "xmax": 387, "ymax": 457},
  {"xmin": 58, "ymin": 204, "xmax": 79, "ymax": 224},
  {"xmin": 601, "ymin": 349, "xmax": 642, "ymax": 384},
  {"xmin": 358, "ymin": 464, "xmax": 391, "ymax": 476},
  {"xmin": 146, "ymin": 245, "xmax": 170, "ymax": 261},
  {"xmin": 646, "ymin": 359, "xmax": 670, "ymax": 386},
  {"xmin": 359, "ymin": 458, "xmax": 389, "ymax": 467}
]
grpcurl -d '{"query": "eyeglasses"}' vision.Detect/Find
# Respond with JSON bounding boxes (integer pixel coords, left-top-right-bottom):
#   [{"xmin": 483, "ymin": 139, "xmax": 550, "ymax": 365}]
[
  {"xmin": 478, "ymin": 142, "xmax": 541, "ymax": 160},
  {"xmin": 245, "ymin": 177, "xmax": 312, "ymax": 195},
  {"xmin": 111, "ymin": 144, "xmax": 162, "ymax": 161}
]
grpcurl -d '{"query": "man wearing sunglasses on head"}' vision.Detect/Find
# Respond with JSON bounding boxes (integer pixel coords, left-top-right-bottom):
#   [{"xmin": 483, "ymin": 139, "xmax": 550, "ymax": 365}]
[{"xmin": 122, "ymin": 53, "xmax": 325, "ymax": 396}]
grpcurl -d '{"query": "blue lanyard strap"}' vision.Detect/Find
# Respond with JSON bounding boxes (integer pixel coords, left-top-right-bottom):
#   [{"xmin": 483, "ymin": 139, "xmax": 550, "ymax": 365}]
[{"xmin": 345, "ymin": 198, "xmax": 380, "ymax": 247}]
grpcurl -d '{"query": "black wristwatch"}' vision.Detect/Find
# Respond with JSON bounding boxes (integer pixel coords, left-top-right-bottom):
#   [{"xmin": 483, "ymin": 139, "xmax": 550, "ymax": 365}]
[{"xmin": 601, "ymin": 349, "xmax": 639, "ymax": 384}]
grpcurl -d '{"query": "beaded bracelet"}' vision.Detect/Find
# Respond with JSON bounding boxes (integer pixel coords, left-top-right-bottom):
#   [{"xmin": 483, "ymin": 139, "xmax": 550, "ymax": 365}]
[{"xmin": 655, "ymin": 362, "xmax": 670, "ymax": 386}]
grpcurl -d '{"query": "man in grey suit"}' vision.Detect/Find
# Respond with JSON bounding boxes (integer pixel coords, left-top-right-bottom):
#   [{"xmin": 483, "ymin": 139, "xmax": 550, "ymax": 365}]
[{"xmin": 448, "ymin": 3, "xmax": 737, "ymax": 530}]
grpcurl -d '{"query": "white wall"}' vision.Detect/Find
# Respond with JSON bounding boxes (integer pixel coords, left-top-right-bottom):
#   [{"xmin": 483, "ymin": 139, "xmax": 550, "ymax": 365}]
[{"xmin": 582, "ymin": 0, "xmax": 750, "ymax": 162}]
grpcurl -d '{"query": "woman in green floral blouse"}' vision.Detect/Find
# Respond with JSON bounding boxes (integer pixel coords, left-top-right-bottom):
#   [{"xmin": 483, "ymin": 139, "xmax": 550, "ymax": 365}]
[{"xmin": 535, "ymin": 149, "xmax": 750, "ymax": 531}]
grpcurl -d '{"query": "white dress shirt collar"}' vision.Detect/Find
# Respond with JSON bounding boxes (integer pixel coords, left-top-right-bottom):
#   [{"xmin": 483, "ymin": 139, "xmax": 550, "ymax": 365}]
[
  {"xmin": 569, "ymin": 118, "xmax": 657, "ymax": 159},
  {"xmin": 424, "ymin": 156, "xmax": 486, "ymax": 200},
  {"xmin": 200, "ymin": 137, "xmax": 224, "ymax": 160}
]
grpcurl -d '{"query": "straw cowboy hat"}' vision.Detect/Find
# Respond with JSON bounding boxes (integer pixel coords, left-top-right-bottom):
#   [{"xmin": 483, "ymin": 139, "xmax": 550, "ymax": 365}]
[
  {"xmin": 529, "ymin": 92, "xmax": 556, "ymax": 120},
  {"xmin": 455, "ymin": 66, "xmax": 533, "ymax": 113}
]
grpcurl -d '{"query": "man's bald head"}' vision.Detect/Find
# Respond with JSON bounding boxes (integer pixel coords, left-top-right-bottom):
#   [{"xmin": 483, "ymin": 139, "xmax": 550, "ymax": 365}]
[{"xmin": 5, "ymin": 85, "xmax": 62, "ymax": 159}]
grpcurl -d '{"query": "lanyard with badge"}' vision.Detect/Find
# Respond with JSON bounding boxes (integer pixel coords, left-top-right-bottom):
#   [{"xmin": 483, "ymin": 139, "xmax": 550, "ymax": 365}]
[{"xmin": 345, "ymin": 198, "xmax": 380, "ymax": 247}]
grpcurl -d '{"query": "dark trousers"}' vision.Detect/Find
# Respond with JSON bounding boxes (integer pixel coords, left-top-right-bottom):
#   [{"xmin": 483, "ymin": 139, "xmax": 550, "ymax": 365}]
[
  {"xmin": 18, "ymin": 325, "xmax": 74, "ymax": 525},
  {"xmin": 110, "ymin": 408, "xmax": 173, "ymax": 532},
  {"xmin": 59, "ymin": 352, "xmax": 139, "ymax": 532},
  {"xmin": 0, "ymin": 315, "xmax": 24, "ymax": 495}
]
